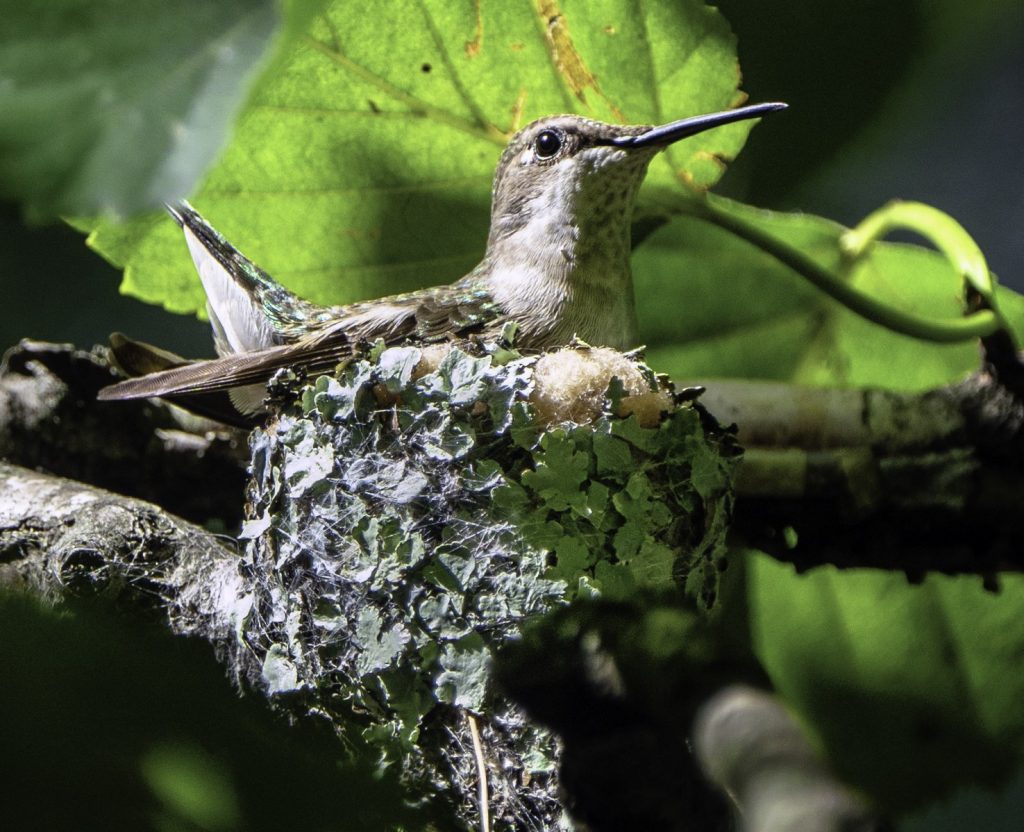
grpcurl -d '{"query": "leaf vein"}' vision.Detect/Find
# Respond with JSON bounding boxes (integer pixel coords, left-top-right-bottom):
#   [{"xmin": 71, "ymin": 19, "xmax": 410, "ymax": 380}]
[
  {"xmin": 304, "ymin": 35, "xmax": 504, "ymax": 146},
  {"xmin": 531, "ymin": 0, "xmax": 580, "ymax": 112},
  {"xmin": 415, "ymin": 0, "xmax": 495, "ymax": 134}
]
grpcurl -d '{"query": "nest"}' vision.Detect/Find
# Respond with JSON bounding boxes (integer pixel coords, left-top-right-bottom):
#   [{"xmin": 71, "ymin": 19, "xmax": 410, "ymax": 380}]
[{"xmin": 231, "ymin": 342, "xmax": 740, "ymax": 828}]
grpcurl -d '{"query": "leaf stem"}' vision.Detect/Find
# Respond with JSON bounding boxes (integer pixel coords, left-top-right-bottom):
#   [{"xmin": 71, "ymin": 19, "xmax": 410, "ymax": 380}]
[{"xmin": 679, "ymin": 197, "xmax": 1002, "ymax": 344}]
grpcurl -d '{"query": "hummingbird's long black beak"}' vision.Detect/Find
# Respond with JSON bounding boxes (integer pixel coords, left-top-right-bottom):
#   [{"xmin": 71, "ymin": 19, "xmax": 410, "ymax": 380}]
[{"xmin": 611, "ymin": 101, "xmax": 787, "ymax": 149}]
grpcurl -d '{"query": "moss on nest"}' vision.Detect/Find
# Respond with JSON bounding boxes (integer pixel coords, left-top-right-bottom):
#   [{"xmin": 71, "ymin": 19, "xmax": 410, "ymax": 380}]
[{"xmin": 238, "ymin": 341, "xmax": 740, "ymax": 828}]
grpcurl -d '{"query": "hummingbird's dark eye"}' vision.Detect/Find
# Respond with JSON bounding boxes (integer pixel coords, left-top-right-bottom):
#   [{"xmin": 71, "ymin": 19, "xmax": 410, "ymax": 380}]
[{"xmin": 535, "ymin": 129, "xmax": 563, "ymax": 159}]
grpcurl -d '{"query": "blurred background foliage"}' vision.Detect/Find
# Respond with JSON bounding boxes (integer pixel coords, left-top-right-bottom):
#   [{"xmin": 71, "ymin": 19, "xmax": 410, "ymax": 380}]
[{"xmin": 0, "ymin": 594, "xmax": 447, "ymax": 831}]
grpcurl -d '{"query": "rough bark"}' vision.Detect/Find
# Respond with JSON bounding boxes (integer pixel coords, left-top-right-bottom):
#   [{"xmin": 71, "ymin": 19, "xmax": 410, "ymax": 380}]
[
  {"xmin": 704, "ymin": 363, "xmax": 1024, "ymax": 578},
  {"xmin": 0, "ymin": 461, "xmax": 244, "ymax": 656},
  {"xmin": 0, "ymin": 340, "xmax": 247, "ymax": 529}
]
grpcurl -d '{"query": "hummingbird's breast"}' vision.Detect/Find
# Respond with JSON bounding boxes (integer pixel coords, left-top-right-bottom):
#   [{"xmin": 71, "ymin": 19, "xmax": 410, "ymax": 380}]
[
  {"xmin": 482, "ymin": 145, "xmax": 650, "ymax": 351},
  {"xmin": 484, "ymin": 250, "xmax": 638, "ymax": 351}
]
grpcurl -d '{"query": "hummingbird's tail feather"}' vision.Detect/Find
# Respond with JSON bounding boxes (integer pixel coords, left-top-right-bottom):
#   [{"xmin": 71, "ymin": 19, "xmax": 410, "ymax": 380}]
[
  {"xmin": 98, "ymin": 336, "xmax": 354, "ymax": 408},
  {"xmin": 167, "ymin": 202, "xmax": 333, "ymax": 356},
  {"xmin": 104, "ymin": 333, "xmax": 269, "ymax": 427}
]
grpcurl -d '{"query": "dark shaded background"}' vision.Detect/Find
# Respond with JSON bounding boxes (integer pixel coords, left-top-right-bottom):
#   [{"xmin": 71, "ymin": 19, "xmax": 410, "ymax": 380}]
[{"xmin": 2, "ymin": 1, "xmax": 1021, "ymax": 358}]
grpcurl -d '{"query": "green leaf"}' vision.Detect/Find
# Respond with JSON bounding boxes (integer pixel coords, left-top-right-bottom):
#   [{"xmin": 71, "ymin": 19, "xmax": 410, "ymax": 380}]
[
  {"xmin": 377, "ymin": 346, "xmax": 422, "ymax": 392},
  {"xmin": 748, "ymin": 551, "xmax": 1024, "ymax": 812},
  {"xmin": 628, "ymin": 539, "xmax": 676, "ymax": 588},
  {"xmin": 688, "ymin": 436, "xmax": 731, "ymax": 500},
  {"xmin": 79, "ymin": 0, "xmax": 753, "ymax": 315},
  {"xmin": 522, "ymin": 430, "xmax": 590, "ymax": 512},
  {"xmin": 435, "ymin": 634, "xmax": 491, "ymax": 710},
  {"xmin": 437, "ymin": 550, "xmax": 476, "ymax": 591},
  {"xmin": 520, "ymin": 514, "xmax": 566, "ymax": 552},
  {"xmin": 593, "ymin": 432, "xmax": 634, "ymax": 475},
  {"xmin": 549, "ymin": 535, "xmax": 595, "ymax": 582},
  {"xmin": 611, "ymin": 414, "xmax": 663, "ymax": 454},
  {"xmin": 281, "ymin": 418, "xmax": 334, "ymax": 496},
  {"xmin": 612, "ymin": 520, "xmax": 645, "ymax": 560},
  {"xmin": 585, "ymin": 480, "xmax": 611, "ymax": 529},
  {"xmin": 354, "ymin": 607, "xmax": 410, "ymax": 675},
  {"xmin": 612, "ymin": 472, "xmax": 672, "ymax": 529},
  {"xmin": 593, "ymin": 559, "xmax": 637, "ymax": 600},
  {"xmin": 463, "ymin": 458, "xmax": 504, "ymax": 492},
  {"xmin": 437, "ymin": 348, "xmax": 491, "ymax": 407},
  {"xmin": 635, "ymin": 196, "xmax": 1024, "ymax": 389},
  {"xmin": 141, "ymin": 742, "xmax": 242, "ymax": 831},
  {"xmin": 0, "ymin": 0, "xmax": 311, "ymax": 219},
  {"xmin": 492, "ymin": 477, "xmax": 531, "ymax": 516}
]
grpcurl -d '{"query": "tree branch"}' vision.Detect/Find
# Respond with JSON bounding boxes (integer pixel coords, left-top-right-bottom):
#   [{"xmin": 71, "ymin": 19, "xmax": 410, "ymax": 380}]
[
  {"xmin": 699, "ymin": 358, "xmax": 1024, "ymax": 578},
  {"xmin": 0, "ymin": 460, "xmax": 245, "ymax": 658},
  {"xmin": 0, "ymin": 340, "xmax": 247, "ymax": 528}
]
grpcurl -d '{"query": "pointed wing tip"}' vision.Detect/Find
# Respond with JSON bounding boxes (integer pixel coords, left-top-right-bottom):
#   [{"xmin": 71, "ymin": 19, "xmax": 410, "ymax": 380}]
[
  {"xmin": 96, "ymin": 383, "xmax": 133, "ymax": 402},
  {"xmin": 164, "ymin": 199, "xmax": 198, "ymax": 227},
  {"xmin": 97, "ymin": 373, "xmax": 176, "ymax": 402}
]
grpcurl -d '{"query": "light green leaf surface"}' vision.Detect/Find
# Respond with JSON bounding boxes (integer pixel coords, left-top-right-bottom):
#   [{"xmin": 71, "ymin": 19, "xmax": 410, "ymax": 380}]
[
  {"xmin": 82, "ymin": 0, "xmax": 754, "ymax": 315},
  {"xmin": 749, "ymin": 551, "xmax": 1024, "ymax": 813},
  {"xmin": 141, "ymin": 742, "xmax": 242, "ymax": 832},
  {"xmin": 436, "ymin": 634, "xmax": 491, "ymax": 710},
  {"xmin": 635, "ymin": 196, "xmax": 1024, "ymax": 389},
  {"xmin": 0, "ymin": 0, "xmax": 304, "ymax": 219}
]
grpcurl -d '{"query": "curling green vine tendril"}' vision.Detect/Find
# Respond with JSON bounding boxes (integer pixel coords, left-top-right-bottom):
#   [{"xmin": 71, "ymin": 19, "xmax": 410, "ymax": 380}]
[
  {"xmin": 683, "ymin": 197, "xmax": 1005, "ymax": 344},
  {"xmin": 842, "ymin": 200, "xmax": 995, "ymax": 300},
  {"xmin": 841, "ymin": 200, "xmax": 1014, "ymax": 343}
]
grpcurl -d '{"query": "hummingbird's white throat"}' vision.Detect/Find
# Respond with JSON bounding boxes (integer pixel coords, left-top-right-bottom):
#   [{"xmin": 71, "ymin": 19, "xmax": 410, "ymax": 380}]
[{"xmin": 483, "ymin": 144, "xmax": 655, "ymax": 351}]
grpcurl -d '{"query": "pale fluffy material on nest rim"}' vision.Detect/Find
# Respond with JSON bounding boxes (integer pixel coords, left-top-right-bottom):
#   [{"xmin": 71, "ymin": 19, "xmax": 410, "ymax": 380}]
[{"xmin": 529, "ymin": 347, "xmax": 673, "ymax": 427}]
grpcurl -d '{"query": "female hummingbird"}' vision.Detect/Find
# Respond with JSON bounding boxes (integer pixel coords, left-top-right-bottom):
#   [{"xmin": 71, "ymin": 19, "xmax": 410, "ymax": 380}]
[{"xmin": 99, "ymin": 102, "xmax": 785, "ymax": 424}]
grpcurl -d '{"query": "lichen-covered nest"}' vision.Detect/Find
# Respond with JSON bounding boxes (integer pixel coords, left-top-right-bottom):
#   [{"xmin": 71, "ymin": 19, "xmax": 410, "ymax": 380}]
[{"xmin": 233, "ymin": 341, "xmax": 740, "ymax": 829}]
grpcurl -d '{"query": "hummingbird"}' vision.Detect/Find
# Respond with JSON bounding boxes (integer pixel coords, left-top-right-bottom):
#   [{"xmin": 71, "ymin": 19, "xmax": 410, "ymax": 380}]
[{"xmin": 99, "ymin": 102, "xmax": 785, "ymax": 425}]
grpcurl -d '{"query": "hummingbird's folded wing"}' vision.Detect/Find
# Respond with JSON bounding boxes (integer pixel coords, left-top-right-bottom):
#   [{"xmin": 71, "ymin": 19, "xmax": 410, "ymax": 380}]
[
  {"xmin": 99, "ymin": 206, "xmax": 500, "ymax": 422},
  {"xmin": 99, "ymin": 288, "xmax": 502, "ymax": 405},
  {"xmin": 407, "ymin": 277, "xmax": 504, "ymax": 341},
  {"xmin": 101, "ymin": 333, "xmax": 302, "ymax": 425}
]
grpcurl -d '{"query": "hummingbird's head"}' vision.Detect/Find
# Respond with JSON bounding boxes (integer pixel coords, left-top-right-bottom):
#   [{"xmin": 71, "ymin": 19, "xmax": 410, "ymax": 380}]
[{"xmin": 485, "ymin": 102, "xmax": 786, "ymax": 251}]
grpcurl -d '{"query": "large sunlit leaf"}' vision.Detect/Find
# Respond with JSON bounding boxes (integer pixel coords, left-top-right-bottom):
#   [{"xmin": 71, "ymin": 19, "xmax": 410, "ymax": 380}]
[
  {"xmin": 748, "ymin": 551, "xmax": 1024, "ymax": 814},
  {"xmin": 81, "ymin": 0, "xmax": 756, "ymax": 315},
  {"xmin": 0, "ymin": 0, "xmax": 321, "ymax": 219},
  {"xmin": 635, "ymin": 196, "xmax": 1024, "ymax": 389}
]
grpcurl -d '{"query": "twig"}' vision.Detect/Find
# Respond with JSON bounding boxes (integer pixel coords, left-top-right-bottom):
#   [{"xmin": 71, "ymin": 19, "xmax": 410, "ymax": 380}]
[{"xmin": 467, "ymin": 712, "xmax": 491, "ymax": 832}]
